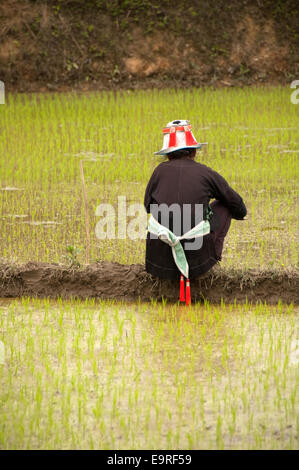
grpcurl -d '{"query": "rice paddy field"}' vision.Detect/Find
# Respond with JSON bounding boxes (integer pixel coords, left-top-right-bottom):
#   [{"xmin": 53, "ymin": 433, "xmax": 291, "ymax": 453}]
[
  {"xmin": 0, "ymin": 298, "xmax": 298, "ymax": 449},
  {"xmin": 0, "ymin": 86, "xmax": 298, "ymax": 449},
  {"xmin": 0, "ymin": 87, "xmax": 298, "ymax": 268}
]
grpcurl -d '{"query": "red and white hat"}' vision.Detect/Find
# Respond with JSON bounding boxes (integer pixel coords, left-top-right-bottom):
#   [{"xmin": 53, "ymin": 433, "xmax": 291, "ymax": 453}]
[{"xmin": 155, "ymin": 120, "xmax": 205, "ymax": 155}]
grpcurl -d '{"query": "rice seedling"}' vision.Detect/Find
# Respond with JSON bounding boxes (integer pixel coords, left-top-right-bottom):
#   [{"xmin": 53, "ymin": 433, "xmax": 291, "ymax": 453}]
[
  {"xmin": 0, "ymin": 297, "xmax": 297, "ymax": 449},
  {"xmin": 0, "ymin": 87, "xmax": 298, "ymax": 269}
]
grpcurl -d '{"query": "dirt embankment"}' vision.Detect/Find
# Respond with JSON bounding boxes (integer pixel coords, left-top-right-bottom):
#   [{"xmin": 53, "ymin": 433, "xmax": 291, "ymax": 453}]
[
  {"xmin": 0, "ymin": 261, "xmax": 298, "ymax": 304},
  {"xmin": 0, "ymin": 0, "xmax": 298, "ymax": 92}
]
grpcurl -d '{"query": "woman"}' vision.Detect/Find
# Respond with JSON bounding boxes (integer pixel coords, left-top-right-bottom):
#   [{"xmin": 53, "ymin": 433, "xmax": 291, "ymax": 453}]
[{"xmin": 144, "ymin": 120, "xmax": 247, "ymax": 302}]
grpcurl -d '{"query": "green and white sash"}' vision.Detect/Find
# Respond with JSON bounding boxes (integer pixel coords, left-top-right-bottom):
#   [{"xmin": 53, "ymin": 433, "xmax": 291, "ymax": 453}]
[{"xmin": 147, "ymin": 214, "xmax": 210, "ymax": 279}]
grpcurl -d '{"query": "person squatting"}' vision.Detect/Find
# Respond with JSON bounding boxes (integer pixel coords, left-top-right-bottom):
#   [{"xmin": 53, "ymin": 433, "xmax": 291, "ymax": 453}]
[{"xmin": 144, "ymin": 120, "xmax": 247, "ymax": 305}]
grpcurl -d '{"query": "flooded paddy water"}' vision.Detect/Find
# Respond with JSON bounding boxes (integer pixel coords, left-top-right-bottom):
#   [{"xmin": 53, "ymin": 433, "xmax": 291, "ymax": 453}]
[{"xmin": 0, "ymin": 297, "xmax": 298, "ymax": 449}]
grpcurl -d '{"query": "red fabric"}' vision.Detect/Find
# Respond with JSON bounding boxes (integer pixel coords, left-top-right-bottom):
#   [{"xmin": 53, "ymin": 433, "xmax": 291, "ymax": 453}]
[
  {"xmin": 185, "ymin": 279, "xmax": 191, "ymax": 306},
  {"xmin": 180, "ymin": 275, "xmax": 185, "ymax": 301},
  {"xmin": 168, "ymin": 129, "xmax": 176, "ymax": 147},
  {"xmin": 185, "ymin": 130, "xmax": 197, "ymax": 146},
  {"xmin": 163, "ymin": 125, "xmax": 192, "ymax": 133},
  {"xmin": 163, "ymin": 125, "xmax": 197, "ymax": 150}
]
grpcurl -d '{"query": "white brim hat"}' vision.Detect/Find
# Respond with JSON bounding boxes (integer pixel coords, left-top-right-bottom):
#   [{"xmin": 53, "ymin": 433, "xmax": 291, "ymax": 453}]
[{"xmin": 155, "ymin": 120, "xmax": 205, "ymax": 155}]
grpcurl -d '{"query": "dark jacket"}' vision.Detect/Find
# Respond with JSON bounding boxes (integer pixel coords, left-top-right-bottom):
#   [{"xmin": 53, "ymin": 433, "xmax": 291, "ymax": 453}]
[{"xmin": 144, "ymin": 158, "xmax": 247, "ymax": 280}]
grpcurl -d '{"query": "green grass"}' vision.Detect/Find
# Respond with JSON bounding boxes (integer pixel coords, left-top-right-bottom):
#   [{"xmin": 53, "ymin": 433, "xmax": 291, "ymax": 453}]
[
  {"xmin": 0, "ymin": 298, "xmax": 298, "ymax": 449},
  {"xmin": 0, "ymin": 87, "xmax": 298, "ymax": 268}
]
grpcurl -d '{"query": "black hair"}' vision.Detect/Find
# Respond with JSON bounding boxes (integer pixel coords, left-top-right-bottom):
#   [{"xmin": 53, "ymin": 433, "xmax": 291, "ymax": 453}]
[{"xmin": 167, "ymin": 148, "xmax": 196, "ymax": 160}]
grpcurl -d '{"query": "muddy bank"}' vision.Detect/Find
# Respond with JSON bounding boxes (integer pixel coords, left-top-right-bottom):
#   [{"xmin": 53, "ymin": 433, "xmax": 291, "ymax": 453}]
[
  {"xmin": 1, "ymin": 1, "xmax": 298, "ymax": 92},
  {"xmin": 0, "ymin": 261, "xmax": 298, "ymax": 304}
]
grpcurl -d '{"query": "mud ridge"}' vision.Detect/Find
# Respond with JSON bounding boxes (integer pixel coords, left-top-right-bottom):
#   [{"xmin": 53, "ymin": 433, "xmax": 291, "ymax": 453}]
[{"xmin": 0, "ymin": 261, "xmax": 298, "ymax": 304}]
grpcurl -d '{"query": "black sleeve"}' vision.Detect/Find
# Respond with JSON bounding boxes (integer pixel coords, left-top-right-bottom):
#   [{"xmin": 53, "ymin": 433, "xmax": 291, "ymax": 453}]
[
  {"xmin": 207, "ymin": 168, "xmax": 247, "ymax": 220},
  {"xmin": 144, "ymin": 166, "xmax": 159, "ymax": 213}
]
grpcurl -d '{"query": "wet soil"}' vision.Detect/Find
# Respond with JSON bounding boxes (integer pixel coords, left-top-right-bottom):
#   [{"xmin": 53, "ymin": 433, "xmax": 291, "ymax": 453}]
[{"xmin": 0, "ymin": 261, "xmax": 298, "ymax": 304}]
